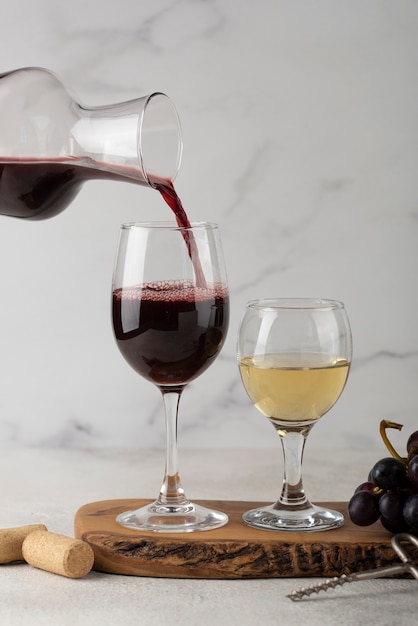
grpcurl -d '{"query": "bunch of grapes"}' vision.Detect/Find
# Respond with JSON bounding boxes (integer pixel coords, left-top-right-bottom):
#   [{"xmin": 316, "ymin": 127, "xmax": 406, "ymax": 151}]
[{"xmin": 348, "ymin": 421, "xmax": 418, "ymax": 535}]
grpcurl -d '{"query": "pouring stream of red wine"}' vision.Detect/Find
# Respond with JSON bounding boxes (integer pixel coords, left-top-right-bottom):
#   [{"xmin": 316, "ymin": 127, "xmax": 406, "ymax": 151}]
[{"xmin": 152, "ymin": 178, "xmax": 207, "ymax": 288}]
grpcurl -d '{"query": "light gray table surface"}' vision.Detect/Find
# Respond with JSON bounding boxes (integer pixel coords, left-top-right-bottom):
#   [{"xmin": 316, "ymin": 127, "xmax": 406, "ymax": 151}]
[{"xmin": 1, "ymin": 447, "xmax": 416, "ymax": 625}]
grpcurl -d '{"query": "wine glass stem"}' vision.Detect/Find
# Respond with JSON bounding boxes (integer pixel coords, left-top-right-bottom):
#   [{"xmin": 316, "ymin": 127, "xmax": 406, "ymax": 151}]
[
  {"xmin": 157, "ymin": 387, "xmax": 188, "ymax": 506},
  {"xmin": 275, "ymin": 426, "xmax": 313, "ymax": 509}
]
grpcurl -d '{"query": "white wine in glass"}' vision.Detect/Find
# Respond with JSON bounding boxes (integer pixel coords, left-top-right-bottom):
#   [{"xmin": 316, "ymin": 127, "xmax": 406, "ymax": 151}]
[{"xmin": 237, "ymin": 298, "xmax": 352, "ymax": 532}]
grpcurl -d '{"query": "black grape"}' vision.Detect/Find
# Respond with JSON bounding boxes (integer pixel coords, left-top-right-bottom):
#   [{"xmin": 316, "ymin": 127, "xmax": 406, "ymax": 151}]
[
  {"xmin": 348, "ymin": 491, "xmax": 380, "ymax": 526},
  {"xmin": 354, "ymin": 481, "xmax": 380, "ymax": 496},
  {"xmin": 403, "ymin": 494, "xmax": 418, "ymax": 532},
  {"xmin": 379, "ymin": 491, "xmax": 405, "ymax": 524},
  {"xmin": 406, "ymin": 430, "xmax": 418, "ymax": 456},
  {"xmin": 380, "ymin": 514, "xmax": 408, "ymax": 534},
  {"xmin": 370, "ymin": 457, "xmax": 408, "ymax": 491},
  {"xmin": 407, "ymin": 455, "xmax": 418, "ymax": 491}
]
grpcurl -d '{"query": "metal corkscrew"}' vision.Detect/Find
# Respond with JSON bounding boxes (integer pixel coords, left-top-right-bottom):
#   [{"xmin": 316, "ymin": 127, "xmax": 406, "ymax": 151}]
[{"xmin": 287, "ymin": 533, "xmax": 418, "ymax": 601}]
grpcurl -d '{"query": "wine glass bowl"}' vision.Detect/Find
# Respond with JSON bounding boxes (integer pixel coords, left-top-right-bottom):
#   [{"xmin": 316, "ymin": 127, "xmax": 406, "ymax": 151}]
[
  {"xmin": 112, "ymin": 222, "xmax": 229, "ymax": 532},
  {"xmin": 237, "ymin": 298, "xmax": 352, "ymax": 532}
]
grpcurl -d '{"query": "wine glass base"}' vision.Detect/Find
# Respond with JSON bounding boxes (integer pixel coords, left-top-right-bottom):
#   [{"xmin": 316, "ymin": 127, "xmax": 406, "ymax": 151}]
[
  {"xmin": 242, "ymin": 502, "xmax": 344, "ymax": 532},
  {"xmin": 116, "ymin": 500, "xmax": 229, "ymax": 533}
]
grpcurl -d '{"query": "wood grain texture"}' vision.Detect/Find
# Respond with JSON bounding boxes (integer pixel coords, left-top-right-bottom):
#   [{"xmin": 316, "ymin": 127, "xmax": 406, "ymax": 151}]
[{"xmin": 74, "ymin": 499, "xmax": 415, "ymax": 579}]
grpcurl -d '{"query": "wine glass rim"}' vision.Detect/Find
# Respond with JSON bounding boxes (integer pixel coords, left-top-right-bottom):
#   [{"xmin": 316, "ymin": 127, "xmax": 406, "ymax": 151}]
[
  {"xmin": 246, "ymin": 298, "xmax": 346, "ymax": 311},
  {"xmin": 120, "ymin": 221, "xmax": 219, "ymax": 231}
]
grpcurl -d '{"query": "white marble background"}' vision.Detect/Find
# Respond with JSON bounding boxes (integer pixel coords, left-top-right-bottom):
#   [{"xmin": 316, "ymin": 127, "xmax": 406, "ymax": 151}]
[{"xmin": 0, "ymin": 0, "xmax": 417, "ymax": 452}]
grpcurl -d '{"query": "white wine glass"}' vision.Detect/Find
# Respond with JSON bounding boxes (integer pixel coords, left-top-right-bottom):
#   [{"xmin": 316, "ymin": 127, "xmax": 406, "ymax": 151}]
[
  {"xmin": 237, "ymin": 298, "xmax": 352, "ymax": 531},
  {"xmin": 112, "ymin": 222, "xmax": 229, "ymax": 532}
]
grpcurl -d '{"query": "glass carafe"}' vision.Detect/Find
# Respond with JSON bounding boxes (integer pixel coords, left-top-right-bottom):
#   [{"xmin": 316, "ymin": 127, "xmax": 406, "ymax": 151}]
[{"xmin": 0, "ymin": 67, "xmax": 182, "ymax": 219}]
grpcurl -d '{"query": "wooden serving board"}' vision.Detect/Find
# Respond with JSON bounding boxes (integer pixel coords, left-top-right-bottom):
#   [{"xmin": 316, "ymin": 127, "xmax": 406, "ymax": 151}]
[{"xmin": 74, "ymin": 499, "xmax": 414, "ymax": 579}]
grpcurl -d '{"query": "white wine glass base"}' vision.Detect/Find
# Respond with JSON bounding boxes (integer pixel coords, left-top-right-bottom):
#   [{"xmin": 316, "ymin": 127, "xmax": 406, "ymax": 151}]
[
  {"xmin": 116, "ymin": 501, "xmax": 228, "ymax": 533},
  {"xmin": 242, "ymin": 502, "xmax": 344, "ymax": 532}
]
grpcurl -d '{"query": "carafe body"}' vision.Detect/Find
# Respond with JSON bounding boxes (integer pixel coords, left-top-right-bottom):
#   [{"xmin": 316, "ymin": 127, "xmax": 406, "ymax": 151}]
[{"xmin": 0, "ymin": 67, "xmax": 182, "ymax": 219}]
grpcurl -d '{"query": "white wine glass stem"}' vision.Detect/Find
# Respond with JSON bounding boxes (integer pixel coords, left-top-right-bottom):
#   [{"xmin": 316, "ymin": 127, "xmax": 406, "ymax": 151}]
[{"xmin": 275, "ymin": 426, "xmax": 313, "ymax": 509}]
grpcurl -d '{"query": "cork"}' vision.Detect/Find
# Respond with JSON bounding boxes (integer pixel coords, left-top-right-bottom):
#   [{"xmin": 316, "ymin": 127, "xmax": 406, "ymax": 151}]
[
  {"xmin": 0, "ymin": 524, "xmax": 48, "ymax": 564},
  {"xmin": 22, "ymin": 530, "xmax": 94, "ymax": 578}
]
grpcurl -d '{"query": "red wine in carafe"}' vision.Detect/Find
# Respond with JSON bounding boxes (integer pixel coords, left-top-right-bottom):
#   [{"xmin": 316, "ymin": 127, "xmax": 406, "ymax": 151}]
[
  {"xmin": 0, "ymin": 159, "xmax": 187, "ymax": 225},
  {"xmin": 0, "ymin": 158, "xmax": 135, "ymax": 220}
]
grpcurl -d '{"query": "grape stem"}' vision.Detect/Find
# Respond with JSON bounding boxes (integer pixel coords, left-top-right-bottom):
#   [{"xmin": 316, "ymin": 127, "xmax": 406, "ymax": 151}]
[{"xmin": 380, "ymin": 420, "xmax": 407, "ymax": 464}]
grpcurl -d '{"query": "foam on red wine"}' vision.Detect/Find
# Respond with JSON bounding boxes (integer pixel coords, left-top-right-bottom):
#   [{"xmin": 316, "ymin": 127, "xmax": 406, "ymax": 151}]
[{"xmin": 114, "ymin": 280, "xmax": 228, "ymax": 302}]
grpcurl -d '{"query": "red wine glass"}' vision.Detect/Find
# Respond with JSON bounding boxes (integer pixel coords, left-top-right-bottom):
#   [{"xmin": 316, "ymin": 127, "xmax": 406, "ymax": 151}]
[{"xmin": 112, "ymin": 222, "xmax": 229, "ymax": 532}]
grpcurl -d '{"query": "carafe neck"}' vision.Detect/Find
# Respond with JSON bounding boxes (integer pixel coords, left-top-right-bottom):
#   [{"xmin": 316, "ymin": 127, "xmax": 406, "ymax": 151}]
[{"xmin": 73, "ymin": 93, "xmax": 182, "ymax": 186}]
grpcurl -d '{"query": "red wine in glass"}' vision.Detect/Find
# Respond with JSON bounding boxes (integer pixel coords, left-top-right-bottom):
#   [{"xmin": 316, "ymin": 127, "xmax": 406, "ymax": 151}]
[{"xmin": 113, "ymin": 281, "xmax": 229, "ymax": 386}]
